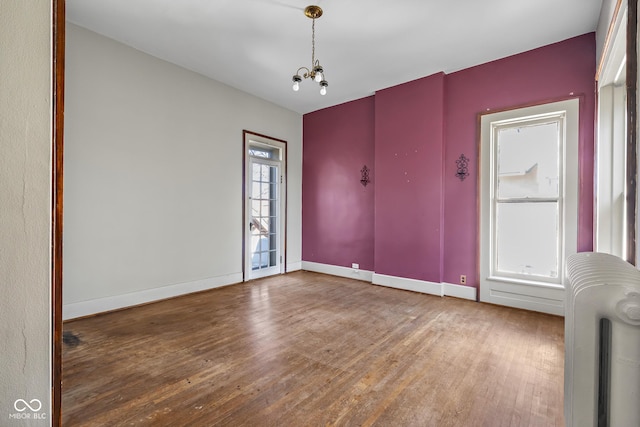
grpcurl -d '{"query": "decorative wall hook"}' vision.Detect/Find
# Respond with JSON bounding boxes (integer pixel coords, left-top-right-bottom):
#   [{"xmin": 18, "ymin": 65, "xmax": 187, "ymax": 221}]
[
  {"xmin": 455, "ymin": 154, "xmax": 470, "ymax": 181},
  {"xmin": 360, "ymin": 165, "xmax": 370, "ymax": 186}
]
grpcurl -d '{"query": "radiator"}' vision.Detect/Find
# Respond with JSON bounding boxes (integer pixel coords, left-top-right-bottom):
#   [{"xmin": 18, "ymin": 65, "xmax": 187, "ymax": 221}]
[{"xmin": 565, "ymin": 252, "xmax": 640, "ymax": 426}]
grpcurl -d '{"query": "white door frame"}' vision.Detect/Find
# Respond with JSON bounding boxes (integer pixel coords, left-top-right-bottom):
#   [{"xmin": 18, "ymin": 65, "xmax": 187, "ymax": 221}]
[
  {"xmin": 479, "ymin": 98, "xmax": 579, "ymax": 315},
  {"xmin": 243, "ymin": 131, "xmax": 287, "ymax": 281}
]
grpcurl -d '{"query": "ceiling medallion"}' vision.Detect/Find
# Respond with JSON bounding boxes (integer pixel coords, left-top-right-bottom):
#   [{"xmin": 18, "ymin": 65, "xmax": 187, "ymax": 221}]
[{"xmin": 292, "ymin": 5, "xmax": 328, "ymax": 95}]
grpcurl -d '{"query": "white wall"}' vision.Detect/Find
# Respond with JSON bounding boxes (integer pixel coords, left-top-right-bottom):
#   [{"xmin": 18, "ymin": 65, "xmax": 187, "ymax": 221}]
[
  {"xmin": 0, "ymin": 1, "xmax": 52, "ymax": 424},
  {"xmin": 64, "ymin": 24, "xmax": 302, "ymax": 319}
]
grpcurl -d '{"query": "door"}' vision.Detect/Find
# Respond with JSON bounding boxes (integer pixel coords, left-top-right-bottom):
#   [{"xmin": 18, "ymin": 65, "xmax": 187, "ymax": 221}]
[
  {"xmin": 247, "ymin": 157, "xmax": 280, "ymax": 278},
  {"xmin": 243, "ymin": 132, "xmax": 286, "ymax": 280},
  {"xmin": 479, "ymin": 99, "xmax": 579, "ymax": 315}
]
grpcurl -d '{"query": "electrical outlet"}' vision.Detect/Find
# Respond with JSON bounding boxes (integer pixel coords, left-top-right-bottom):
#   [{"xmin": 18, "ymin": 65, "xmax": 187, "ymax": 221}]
[
  {"xmin": 352, "ymin": 263, "xmax": 359, "ymax": 270},
  {"xmin": 460, "ymin": 275, "xmax": 466, "ymax": 285}
]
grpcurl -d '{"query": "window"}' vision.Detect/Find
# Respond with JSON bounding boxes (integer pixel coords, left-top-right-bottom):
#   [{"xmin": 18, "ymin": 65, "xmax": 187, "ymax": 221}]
[
  {"xmin": 493, "ymin": 117, "xmax": 564, "ymax": 283},
  {"xmin": 479, "ymin": 98, "xmax": 579, "ymax": 315}
]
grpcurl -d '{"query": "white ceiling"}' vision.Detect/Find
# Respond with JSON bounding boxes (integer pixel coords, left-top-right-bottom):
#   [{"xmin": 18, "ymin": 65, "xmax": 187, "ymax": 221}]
[{"xmin": 66, "ymin": 0, "xmax": 603, "ymax": 115}]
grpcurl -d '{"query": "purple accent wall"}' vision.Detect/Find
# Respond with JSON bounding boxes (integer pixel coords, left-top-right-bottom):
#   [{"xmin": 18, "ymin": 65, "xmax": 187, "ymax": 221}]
[
  {"xmin": 374, "ymin": 73, "xmax": 445, "ymax": 282},
  {"xmin": 302, "ymin": 97, "xmax": 375, "ymax": 271},
  {"xmin": 442, "ymin": 33, "xmax": 596, "ymax": 287},
  {"xmin": 302, "ymin": 33, "xmax": 596, "ymax": 289}
]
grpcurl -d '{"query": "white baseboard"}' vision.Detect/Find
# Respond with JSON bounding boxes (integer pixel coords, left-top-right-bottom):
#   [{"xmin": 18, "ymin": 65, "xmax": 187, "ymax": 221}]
[
  {"xmin": 443, "ymin": 282, "xmax": 477, "ymax": 301},
  {"xmin": 286, "ymin": 261, "xmax": 302, "ymax": 272},
  {"xmin": 302, "ymin": 261, "xmax": 374, "ymax": 282},
  {"xmin": 63, "ymin": 267, "xmax": 478, "ymax": 320},
  {"xmin": 63, "ymin": 272, "xmax": 243, "ymax": 320},
  {"xmin": 301, "ymin": 263, "xmax": 478, "ymax": 301},
  {"xmin": 372, "ymin": 273, "xmax": 443, "ymax": 296}
]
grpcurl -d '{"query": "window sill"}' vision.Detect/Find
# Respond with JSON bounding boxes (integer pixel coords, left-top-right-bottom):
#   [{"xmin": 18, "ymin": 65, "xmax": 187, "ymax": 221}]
[{"xmin": 487, "ymin": 275, "xmax": 564, "ymax": 289}]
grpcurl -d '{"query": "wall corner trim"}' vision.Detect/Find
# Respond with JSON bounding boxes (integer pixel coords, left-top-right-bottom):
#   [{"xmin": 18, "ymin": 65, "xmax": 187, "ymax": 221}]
[
  {"xmin": 62, "ymin": 272, "xmax": 243, "ymax": 320},
  {"xmin": 287, "ymin": 261, "xmax": 303, "ymax": 272}
]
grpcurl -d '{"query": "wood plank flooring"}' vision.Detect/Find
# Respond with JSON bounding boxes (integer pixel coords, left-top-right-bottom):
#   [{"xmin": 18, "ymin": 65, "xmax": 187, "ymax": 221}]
[{"xmin": 62, "ymin": 271, "xmax": 565, "ymax": 426}]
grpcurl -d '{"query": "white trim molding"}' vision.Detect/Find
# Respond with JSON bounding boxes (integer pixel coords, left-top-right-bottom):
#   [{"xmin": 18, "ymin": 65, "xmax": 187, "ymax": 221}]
[
  {"xmin": 63, "ymin": 272, "xmax": 243, "ymax": 320},
  {"xmin": 373, "ymin": 273, "xmax": 442, "ymax": 296},
  {"xmin": 302, "ymin": 261, "xmax": 374, "ymax": 282},
  {"xmin": 303, "ymin": 262, "xmax": 478, "ymax": 300},
  {"xmin": 286, "ymin": 261, "xmax": 302, "ymax": 272},
  {"xmin": 372, "ymin": 276, "xmax": 476, "ymax": 300},
  {"xmin": 442, "ymin": 282, "xmax": 477, "ymax": 301}
]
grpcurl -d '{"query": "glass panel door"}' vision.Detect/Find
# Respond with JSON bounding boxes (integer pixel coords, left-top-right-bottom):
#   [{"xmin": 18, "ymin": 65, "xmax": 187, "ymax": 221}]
[{"xmin": 247, "ymin": 157, "xmax": 280, "ymax": 279}]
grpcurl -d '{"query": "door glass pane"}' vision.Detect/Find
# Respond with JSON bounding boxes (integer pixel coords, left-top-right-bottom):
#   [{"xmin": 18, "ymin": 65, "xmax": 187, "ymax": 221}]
[
  {"xmin": 261, "ymin": 165, "xmax": 270, "ymax": 181},
  {"xmin": 250, "ymin": 161, "xmax": 278, "ymax": 271},
  {"xmin": 495, "ymin": 202, "xmax": 559, "ymax": 278},
  {"xmin": 497, "ymin": 122, "xmax": 559, "ymax": 199},
  {"xmin": 259, "ymin": 217, "xmax": 270, "ymax": 232},
  {"xmin": 248, "ymin": 146, "xmax": 277, "ymax": 159},
  {"xmin": 269, "ymin": 183, "xmax": 277, "ymax": 200}
]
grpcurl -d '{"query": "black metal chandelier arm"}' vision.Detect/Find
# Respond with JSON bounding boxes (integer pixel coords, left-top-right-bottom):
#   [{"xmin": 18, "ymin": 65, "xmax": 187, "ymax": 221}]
[{"xmin": 296, "ymin": 67, "xmax": 312, "ymax": 80}]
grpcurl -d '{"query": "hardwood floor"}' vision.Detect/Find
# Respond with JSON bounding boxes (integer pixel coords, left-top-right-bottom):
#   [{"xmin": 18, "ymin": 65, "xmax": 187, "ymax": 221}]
[{"xmin": 62, "ymin": 271, "xmax": 564, "ymax": 426}]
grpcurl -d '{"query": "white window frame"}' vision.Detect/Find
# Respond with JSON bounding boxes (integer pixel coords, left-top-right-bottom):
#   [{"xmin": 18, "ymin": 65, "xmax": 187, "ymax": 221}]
[
  {"xmin": 596, "ymin": 4, "xmax": 629, "ymax": 260},
  {"xmin": 479, "ymin": 98, "xmax": 579, "ymax": 315}
]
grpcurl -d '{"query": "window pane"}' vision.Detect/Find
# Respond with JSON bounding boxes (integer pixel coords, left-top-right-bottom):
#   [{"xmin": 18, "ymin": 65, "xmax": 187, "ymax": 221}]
[
  {"xmin": 260, "ymin": 182, "xmax": 270, "ymax": 199},
  {"xmin": 251, "ymin": 200, "xmax": 261, "ymax": 218},
  {"xmin": 252, "ymin": 163, "xmax": 262, "ymax": 181},
  {"xmin": 269, "ymin": 231, "xmax": 277, "ymax": 250},
  {"xmin": 261, "ymin": 165, "xmax": 271, "ymax": 181},
  {"xmin": 269, "ymin": 183, "xmax": 277, "ymax": 201},
  {"xmin": 248, "ymin": 148, "xmax": 271, "ymax": 158},
  {"xmin": 251, "ymin": 182, "xmax": 261, "ymax": 199},
  {"xmin": 248, "ymin": 145, "xmax": 278, "ymax": 160},
  {"xmin": 497, "ymin": 122, "xmax": 559, "ymax": 199},
  {"xmin": 496, "ymin": 202, "xmax": 559, "ymax": 278},
  {"xmin": 260, "ymin": 200, "xmax": 270, "ymax": 218},
  {"xmin": 260, "ymin": 217, "xmax": 270, "ymax": 233}
]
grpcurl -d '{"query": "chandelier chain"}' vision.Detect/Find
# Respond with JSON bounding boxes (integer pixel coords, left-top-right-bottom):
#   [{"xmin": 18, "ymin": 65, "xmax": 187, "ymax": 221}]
[{"xmin": 311, "ymin": 18, "xmax": 316, "ymax": 68}]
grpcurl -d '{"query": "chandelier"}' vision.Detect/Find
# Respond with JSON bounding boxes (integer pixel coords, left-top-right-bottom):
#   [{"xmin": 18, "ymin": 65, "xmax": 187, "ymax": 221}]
[{"xmin": 292, "ymin": 5, "xmax": 328, "ymax": 95}]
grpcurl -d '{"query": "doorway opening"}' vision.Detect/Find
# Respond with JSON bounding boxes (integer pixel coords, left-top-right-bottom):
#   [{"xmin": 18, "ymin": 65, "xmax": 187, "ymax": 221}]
[{"xmin": 243, "ymin": 131, "xmax": 287, "ymax": 280}]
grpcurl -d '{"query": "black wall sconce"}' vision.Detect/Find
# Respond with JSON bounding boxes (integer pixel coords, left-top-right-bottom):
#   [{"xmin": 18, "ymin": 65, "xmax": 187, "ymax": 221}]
[
  {"xmin": 455, "ymin": 154, "xmax": 470, "ymax": 181},
  {"xmin": 360, "ymin": 165, "xmax": 370, "ymax": 187}
]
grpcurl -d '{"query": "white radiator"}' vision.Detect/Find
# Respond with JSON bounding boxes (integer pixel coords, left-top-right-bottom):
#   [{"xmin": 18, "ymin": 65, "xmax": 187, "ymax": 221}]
[{"xmin": 565, "ymin": 252, "xmax": 640, "ymax": 426}]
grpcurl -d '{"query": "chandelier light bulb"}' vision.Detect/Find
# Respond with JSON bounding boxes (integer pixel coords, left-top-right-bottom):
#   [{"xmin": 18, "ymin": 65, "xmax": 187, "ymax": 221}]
[
  {"xmin": 313, "ymin": 65, "xmax": 324, "ymax": 82},
  {"xmin": 292, "ymin": 75, "xmax": 302, "ymax": 92},
  {"xmin": 319, "ymin": 80, "xmax": 328, "ymax": 95}
]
